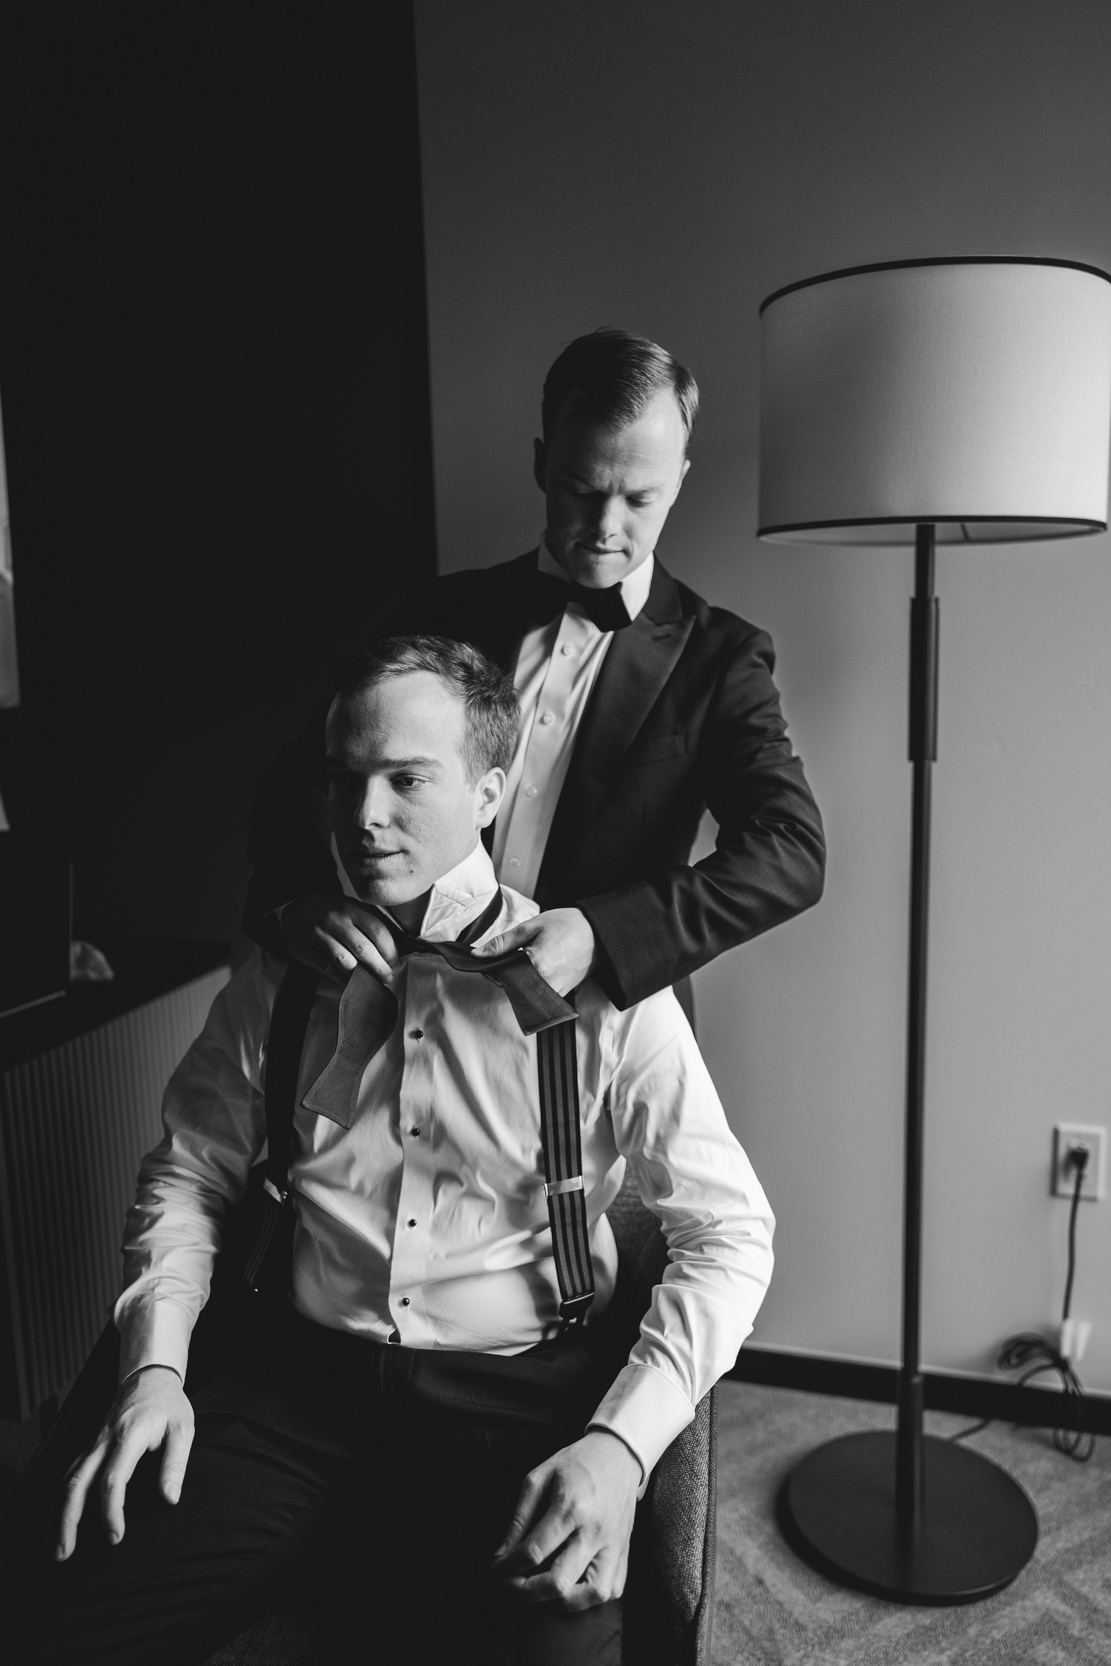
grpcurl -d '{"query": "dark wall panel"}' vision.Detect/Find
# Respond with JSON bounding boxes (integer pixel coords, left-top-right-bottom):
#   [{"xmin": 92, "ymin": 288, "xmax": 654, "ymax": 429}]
[{"xmin": 0, "ymin": 4, "xmax": 435, "ymax": 951}]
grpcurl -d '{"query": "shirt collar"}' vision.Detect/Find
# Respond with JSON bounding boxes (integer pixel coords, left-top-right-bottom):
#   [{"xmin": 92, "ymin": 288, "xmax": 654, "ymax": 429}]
[
  {"xmin": 331, "ymin": 836, "xmax": 501, "ymax": 943},
  {"xmin": 407, "ymin": 842, "xmax": 501, "ymax": 941},
  {"xmin": 538, "ymin": 536, "xmax": 654, "ymax": 623}
]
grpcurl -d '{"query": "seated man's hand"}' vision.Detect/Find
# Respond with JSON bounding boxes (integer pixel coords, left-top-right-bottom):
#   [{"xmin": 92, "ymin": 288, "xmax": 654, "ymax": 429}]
[
  {"xmin": 280, "ymin": 894, "xmax": 400, "ymax": 981},
  {"xmin": 490, "ymin": 1429, "xmax": 641, "ymax": 1610},
  {"xmin": 56, "ymin": 1366, "xmax": 194, "ymax": 1561},
  {"xmin": 473, "ymin": 906, "xmax": 597, "ymax": 997}
]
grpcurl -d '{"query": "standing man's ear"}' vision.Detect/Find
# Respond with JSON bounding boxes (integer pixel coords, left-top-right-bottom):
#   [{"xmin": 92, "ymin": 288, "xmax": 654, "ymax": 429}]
[{"xmin": 533, "ymin": 438, "xmax": 547, "ymax": 492}]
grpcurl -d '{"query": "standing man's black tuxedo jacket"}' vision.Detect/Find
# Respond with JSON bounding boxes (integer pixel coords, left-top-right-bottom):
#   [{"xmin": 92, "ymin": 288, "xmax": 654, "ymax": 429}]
[{"xmin": 244, "ymin": 552, "xmax": 825, "ymax": 1010}]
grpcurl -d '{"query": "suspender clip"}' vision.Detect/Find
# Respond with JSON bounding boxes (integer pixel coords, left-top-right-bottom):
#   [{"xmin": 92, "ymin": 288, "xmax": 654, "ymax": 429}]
[{"xmin": 544, "ymin": 1175, "xmax": 584, "ymax": 1199}]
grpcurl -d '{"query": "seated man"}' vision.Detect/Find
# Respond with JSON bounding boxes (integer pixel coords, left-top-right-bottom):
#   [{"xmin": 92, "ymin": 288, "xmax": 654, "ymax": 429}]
[{"xmin": 11, "ymin": 636, "xmax": 774, "ymax": 1666}]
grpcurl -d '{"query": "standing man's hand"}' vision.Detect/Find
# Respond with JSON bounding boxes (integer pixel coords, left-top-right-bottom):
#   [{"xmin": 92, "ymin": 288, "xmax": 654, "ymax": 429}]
[
  {"xmin": 280, "ymin": 894, "xmax": 400, "ymax": 982},
  {"xmin": 56, "ymin": 1366, "xmax": 194, "ymax": 1561},
  {"xmin": 474, "ymin": 907, "xmax": 597, "ymax": 996},
  {"xmin": 490, "ymin": 1429, "xmax": 641, "ymax": 1609}
]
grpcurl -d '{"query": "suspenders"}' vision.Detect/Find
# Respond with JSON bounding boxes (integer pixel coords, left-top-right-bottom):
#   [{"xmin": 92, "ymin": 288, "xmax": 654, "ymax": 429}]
[
  {"xmin": 243, "ymin": 946, "xmax": 595, "ymax": 1332},
  {"xmin": 537, "ymin": 1020, "xmax": 594, "ymax": 1331},
  {"xmin": 241, "ymin": 957, "xmax": 320, "ymax": 1298}
]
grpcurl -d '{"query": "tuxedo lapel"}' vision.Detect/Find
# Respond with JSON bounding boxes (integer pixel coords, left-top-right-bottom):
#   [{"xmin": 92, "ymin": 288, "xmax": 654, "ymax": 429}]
[{"xmin": 538, "ymin": 560, "xmax": 693, "ymax": 887}]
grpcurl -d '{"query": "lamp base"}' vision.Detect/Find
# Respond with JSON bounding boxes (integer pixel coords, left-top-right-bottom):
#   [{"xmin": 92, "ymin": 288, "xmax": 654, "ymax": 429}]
[{"xmin": 781, "ymin": 1431, "xmax": 1038, "ymax": 1604}]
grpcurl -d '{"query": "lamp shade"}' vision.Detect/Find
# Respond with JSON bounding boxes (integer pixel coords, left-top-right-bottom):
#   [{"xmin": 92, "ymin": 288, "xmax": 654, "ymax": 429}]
[{"xmin": 758, "ymin": 257, "xmax": 1111, "ymax": 545}]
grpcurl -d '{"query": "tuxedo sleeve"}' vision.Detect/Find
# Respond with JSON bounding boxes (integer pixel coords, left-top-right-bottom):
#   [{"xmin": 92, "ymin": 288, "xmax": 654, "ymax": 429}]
[{"xmin": 577, "ymin": 625, "xmax": 825, "ymax": 1009}]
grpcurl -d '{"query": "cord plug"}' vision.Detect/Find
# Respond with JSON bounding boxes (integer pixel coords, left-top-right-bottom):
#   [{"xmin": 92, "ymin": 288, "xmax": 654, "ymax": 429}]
[
  {"xmin": 1059, "ymin": 1318, "xmax": 1092, "ymax": 1362},
  {"xmin": 1066, "ymin": 1143, "xmax": 1091, "ymax": 1178}
]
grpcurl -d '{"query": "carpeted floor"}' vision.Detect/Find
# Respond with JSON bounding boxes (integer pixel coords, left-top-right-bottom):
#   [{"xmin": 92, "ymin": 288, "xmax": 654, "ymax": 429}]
[{"xmin": 713, "ymin": 1381, "xmax": 1111, "ymax": 1665}]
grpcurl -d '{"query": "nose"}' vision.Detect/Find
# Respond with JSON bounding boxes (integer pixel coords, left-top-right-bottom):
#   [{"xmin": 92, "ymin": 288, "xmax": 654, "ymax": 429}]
[
  {"xmin": 590, "ymin": 495, "xmax": 623, "ymax": 543},
  {"xmin": 353, "ymin": 778, "xmax": 391, "ymax": 830}
]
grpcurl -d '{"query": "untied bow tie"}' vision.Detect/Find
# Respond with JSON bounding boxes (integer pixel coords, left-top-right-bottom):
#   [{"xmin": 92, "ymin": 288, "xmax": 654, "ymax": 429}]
[
  {"xmin": 532, "ymin": 570, "xmax": 633, "ymax": 632},
  {"xmin": 301, "ymin": 892, "xmax": 575, "ymax": 1129}
]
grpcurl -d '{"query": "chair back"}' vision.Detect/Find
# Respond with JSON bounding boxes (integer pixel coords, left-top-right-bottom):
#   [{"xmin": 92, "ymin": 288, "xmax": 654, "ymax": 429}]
[{"xmin": 606, "ymin": 1170, "xmax": 718, "ymax": 1666}]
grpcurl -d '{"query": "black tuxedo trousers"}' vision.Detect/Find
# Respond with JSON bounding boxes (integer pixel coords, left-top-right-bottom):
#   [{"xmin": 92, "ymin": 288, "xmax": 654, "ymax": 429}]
[{"xmin": 8, "ymin": 1305, "xmax": 620, "ymax": 1666}]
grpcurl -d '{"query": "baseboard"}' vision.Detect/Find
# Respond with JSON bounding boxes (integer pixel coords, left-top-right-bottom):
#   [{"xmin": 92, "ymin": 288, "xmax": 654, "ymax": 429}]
[{"xmin": 727, "ymin": 1345, "xmax": 1111, "ymax": 1435}]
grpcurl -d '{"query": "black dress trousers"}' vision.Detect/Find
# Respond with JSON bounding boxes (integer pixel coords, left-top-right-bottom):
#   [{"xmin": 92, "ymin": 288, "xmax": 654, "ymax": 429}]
[{"xmin": 7, "ymin": 1307, "xmax": 623, "ymax": 1666}]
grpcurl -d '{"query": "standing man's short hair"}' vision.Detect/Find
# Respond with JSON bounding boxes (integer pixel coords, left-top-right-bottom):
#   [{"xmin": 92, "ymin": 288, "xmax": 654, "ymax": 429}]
[
  {"xmin": 333, "ymin": 634, "xmax": 520, "ymax": 782},
  {"xmin": 541, "ymin": 327, "xmax": 700, "ymax": 448}
]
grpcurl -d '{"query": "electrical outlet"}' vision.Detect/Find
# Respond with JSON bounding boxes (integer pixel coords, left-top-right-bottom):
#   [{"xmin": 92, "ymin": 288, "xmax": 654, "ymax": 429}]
[{"xmin": 1052, "ymin": 1124, "xmax": 1107, "ymax": 1200}]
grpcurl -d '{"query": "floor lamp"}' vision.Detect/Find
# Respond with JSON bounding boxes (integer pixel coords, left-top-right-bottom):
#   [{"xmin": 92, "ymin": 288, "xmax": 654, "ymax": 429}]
[{"xmin": 758, "ymin": 257, "xmax": 1111, "ymax": 1603}]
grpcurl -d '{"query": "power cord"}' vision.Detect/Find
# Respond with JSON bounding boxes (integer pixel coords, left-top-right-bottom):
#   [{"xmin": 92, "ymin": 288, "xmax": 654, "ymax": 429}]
[{"xmin": 949, "ymin": 1144, "xmax": 1095, "ymax": 1461}]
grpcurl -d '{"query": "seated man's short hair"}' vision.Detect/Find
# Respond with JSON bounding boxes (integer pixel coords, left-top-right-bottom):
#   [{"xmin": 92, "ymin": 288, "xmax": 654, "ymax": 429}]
[{"xmin": 334, "ymin": 634, "xmax": 520, "ymax": 782}]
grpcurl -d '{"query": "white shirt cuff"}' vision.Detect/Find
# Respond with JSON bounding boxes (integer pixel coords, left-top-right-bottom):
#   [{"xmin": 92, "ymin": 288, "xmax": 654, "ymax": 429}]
[
  {"xmin": 115, "ymin": 1298, "xmax": 193, "ymax": 1387},
  {"xmin": 586, "ymin": 1360, "xmax": 696, "ymax": 1493}
]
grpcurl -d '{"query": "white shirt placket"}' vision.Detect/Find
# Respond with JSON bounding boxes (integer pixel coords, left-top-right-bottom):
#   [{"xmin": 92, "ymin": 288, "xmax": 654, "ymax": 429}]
[
  {"xmin": 499, "ymin": 609, "xmax": 598, "ymax": 896},
  {"xmin": 389, "ymin": 959, "xmax": 436, "ymax": 1343}
]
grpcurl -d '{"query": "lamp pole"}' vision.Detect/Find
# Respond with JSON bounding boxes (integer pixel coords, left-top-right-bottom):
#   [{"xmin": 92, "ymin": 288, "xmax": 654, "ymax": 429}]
[
  {"xmin": 897, "ymin": 521, "xmax": 937, "ymax": 1526},
  {"xmin": 781, "ymin": 525, "xmax": 1038, "ymax": 1601}
]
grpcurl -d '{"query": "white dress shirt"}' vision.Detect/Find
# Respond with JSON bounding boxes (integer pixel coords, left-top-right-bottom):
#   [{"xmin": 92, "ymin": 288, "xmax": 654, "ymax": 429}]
[
  {"xmin": 491, "ymin": 540, "xmax": 655, "ymax": 898},
  {"xmin": 117, "ymin": 842, "xmax": 773, "ymax": 1480}
]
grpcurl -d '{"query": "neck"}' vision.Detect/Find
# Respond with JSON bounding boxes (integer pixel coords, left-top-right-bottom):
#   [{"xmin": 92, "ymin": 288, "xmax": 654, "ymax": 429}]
[{"xmin": 382, "ymin": 892, "xmax": 430, "ymax": 934}]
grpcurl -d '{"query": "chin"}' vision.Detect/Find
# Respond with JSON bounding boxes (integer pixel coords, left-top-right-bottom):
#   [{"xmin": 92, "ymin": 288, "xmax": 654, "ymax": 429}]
[{"xmin": 566, "ymin": 547, "xmax": 634, "ymax": 587}]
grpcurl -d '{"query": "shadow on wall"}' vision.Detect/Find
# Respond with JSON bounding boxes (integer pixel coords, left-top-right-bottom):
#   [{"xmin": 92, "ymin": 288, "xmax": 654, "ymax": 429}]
[{"xmin": 0, "ymin": 4, "xmax": 435, "ymax": 955}]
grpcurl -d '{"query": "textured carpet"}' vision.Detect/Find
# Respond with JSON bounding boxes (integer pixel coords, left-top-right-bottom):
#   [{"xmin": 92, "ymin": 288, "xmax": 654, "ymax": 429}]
[{"xmin": 713, "ymin": 1381, "xmax": 1111, "ymax": 1665}]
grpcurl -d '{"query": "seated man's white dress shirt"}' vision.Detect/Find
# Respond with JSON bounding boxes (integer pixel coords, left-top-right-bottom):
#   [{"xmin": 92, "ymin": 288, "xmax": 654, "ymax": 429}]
[{"xmin": 118, "ymin": 841, "xmax": 773, "ymax": 1484}]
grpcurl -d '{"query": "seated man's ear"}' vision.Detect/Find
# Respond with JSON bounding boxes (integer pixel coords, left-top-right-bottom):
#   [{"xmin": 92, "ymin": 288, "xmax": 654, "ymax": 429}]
[{"xmin": 475, "ymin": 767, "xmax": 506, "ymax": 829}]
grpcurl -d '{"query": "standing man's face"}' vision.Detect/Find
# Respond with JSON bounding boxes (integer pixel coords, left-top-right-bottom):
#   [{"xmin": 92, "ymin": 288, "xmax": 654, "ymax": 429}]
[
  {"xmin": 534, "ymin": 389, "xmax": 690, "ymax": 591},
  {"xmin": 325, "ymin": 672, "xmax": 504, "ymax": 929}
]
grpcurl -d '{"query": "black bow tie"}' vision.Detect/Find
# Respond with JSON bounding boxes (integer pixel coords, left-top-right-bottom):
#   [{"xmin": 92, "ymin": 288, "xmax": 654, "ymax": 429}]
[
  {"xmin": 533, "ymin": 570, "xmax": 633, "ymax": 632},
  {"xmin": 300, "ymin": 894, "xmax": 575, "ymax": 1128}
]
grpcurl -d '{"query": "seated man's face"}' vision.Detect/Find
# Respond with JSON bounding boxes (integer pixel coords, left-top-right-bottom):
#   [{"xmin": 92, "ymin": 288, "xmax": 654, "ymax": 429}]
[{"xmin": 325, "ymin": 671, "xmax": 504, "ymax": 920}]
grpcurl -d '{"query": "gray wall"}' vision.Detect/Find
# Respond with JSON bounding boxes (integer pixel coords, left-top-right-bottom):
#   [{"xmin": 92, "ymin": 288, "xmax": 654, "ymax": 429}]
[{"xmin": 415, "ymin": 0, "xmax": 1111, "ymax": 1388}]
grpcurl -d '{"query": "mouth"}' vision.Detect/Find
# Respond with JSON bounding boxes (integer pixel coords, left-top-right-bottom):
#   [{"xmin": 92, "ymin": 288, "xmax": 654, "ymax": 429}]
[{"xmin": 348, "ymin": 849, "xmax": 404, "ymax": 867}]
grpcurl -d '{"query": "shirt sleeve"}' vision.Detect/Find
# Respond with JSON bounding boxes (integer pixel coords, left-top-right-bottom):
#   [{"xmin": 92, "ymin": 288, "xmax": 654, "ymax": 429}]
[
  {"xmin": 112, "ymin": 951, "xmax": 277, "ymax": 1384},
  {"xmin": 584, "ymin": 988, "xmax": 775, "ymax": 1480}
]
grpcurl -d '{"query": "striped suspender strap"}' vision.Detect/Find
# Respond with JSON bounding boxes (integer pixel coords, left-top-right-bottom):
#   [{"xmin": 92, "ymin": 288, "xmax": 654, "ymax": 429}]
[
  {"xmin": 537, "ymin": 1015, "xmax": 595, "ymax": 1332},
  {"xmin": 243, "ymin": 959, "xmax": 320, "ymax": 1293}
]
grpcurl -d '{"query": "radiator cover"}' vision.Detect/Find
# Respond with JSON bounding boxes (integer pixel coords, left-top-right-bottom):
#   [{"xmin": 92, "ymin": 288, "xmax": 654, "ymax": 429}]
[{"xmin": 0, "ymin": 967, "xmax": 229, "ymax": 1421}]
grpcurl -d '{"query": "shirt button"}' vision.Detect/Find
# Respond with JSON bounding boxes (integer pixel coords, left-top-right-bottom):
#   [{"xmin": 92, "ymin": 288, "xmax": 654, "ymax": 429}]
[
  {"xmin": 409, "ymin": 1126, "xmax": 421, "ymax": 1137},
  {"xmin": 410, "ymin": 1028, "xmax": 424, "ymax": 1040},
  {"xmin": 508, "ymin": 858, "xmax": 521, "ymax": 868},
  {"xmin": 401, "ymin": 1296, "xmax": 411, "ymax": 1307},
  {"xmin": 407, "ymin": 1218, "xmax": 417, "ymax": 1228},
  {"xmin": 561, "ymin": 642, "xmax": 578, "ymax": 657},
  {"xmin": 539, "ymin": 711, "xmax": 554, "ymax": 725},
  {"xmin": 524, "ymin": 785, "xmax": 538, "ymax": 798}
]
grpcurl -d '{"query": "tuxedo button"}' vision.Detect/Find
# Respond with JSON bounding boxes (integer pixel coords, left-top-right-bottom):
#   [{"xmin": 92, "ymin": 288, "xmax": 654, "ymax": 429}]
[
  {"xmin": 561, "ymin": 642, "xmax": 577, "ymax": 656},
  {"xmin": 524, "ymin": 785, "xmax": 538, "ymax": 798},
  {"xmin": 410, "ymin": 1028, "xmax": 424, "ymax": 1039},
  {"xmin": 409, "ymin": 1126, "xmax": 421, "ymax": 1137},
  {"xmin": 407, "ymin": 1218, "xmax": 417, "ymax": 1228},
  {"xmin": 539, "ymin": 711, "xmax": 554, "ymax": 725},
  {"xmin": 508, "ymin": 858, "xmax": 521, "ymax": 868},
  {"xmin": 401, "ymin": 1297, "xmax": 411, "ymax": 1307}
]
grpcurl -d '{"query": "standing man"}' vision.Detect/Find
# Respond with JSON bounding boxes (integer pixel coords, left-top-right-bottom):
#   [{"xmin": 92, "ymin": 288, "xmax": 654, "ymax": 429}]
[{"xmin": 245, "ymin": 328, "xmax": 824, "ymax": 1005}]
